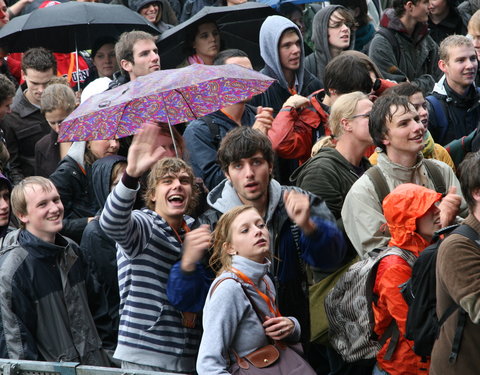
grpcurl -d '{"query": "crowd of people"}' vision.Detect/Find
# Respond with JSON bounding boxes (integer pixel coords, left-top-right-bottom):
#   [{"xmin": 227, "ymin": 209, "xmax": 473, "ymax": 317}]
[{"xmin": 0, "ymin": 0, "xmax": 478, "ymax": 374}]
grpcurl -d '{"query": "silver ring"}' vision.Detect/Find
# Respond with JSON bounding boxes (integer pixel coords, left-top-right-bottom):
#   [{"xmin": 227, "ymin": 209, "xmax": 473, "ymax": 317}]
[{"xmin": 280, "ymin": 329, "xmax": 284, "ymax": 335}]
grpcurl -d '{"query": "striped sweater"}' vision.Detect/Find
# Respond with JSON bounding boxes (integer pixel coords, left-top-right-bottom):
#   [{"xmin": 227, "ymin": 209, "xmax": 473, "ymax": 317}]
[{"xmin": 99, "ymin": 180, "xmax": 201, "ymax": 372}]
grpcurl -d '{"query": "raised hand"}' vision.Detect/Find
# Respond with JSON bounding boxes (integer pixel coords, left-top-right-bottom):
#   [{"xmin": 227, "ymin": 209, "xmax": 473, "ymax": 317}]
[
  {"xmin": 126, "ymin": 122, "xmax": 172, "ymax": 178},
  {"xmin": 282, "ymin": 94, "xmax": 309, "ymax": 109},
  {"xmin": 284, "ymin": 190, "xmax": 316, "ymax": 235},
  {"xmin": 439, "ymin": 186, "xmax": 462, "ymax": 227},
  {"xmin": 181, "ymin": 224, "xmax": 212, "ymax": 272},
  {"xmin": 252, "ymin": 106, "xmax": 274, "ymax": 135}
]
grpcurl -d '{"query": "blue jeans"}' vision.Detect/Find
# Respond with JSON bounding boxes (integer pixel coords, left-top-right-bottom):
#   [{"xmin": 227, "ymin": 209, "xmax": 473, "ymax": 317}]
[{"xmin": 372, "ymin": 364, "xmax": 390, "ymax": 375}]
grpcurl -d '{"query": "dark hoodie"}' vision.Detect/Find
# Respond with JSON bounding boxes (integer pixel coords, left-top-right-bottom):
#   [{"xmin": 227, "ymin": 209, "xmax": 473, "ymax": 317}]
[
  {"xmin": 458, "ymin": 0, "xmax": 480, "ymax": 25},
  {"xmin": 304, "ymin": 5, "xmax": 355, "ymax": 81},
  {"xmin": 80, "ymin": 155, "xmax": 126, "ymax": 347},
  {"xmin": 291, "ymin": 147, "xmax": 370, "ymax": 225},
  {"xmin": 428, "ymin": 3, "xmax": 467, "ymax": 46},
  {"xmin": 127, "ymin": 0, "xmax": 176, "ymax": 32},
  {"xmin": 251, "ymin": 15, "xmax": 322, "ymax": 184},
  {"xmin": 368, "ymin": 8, "xmax": 440, "ymax": 93},
  {"xmin": 251, "ymin": 15, "xmax": 322, "ymax": 114},
  {"xmin": 291, "ymin": 147, "xmax": 370, "ymax": 261}
]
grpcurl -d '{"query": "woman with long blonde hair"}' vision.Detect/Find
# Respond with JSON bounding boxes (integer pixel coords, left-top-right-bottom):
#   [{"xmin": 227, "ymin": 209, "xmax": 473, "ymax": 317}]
[
  {"xmin": 290, "ymin": 91, "xmax": 374, "ymax": 374},
  {"xmin": 291, "ymin": 91, "xmax": 373, "ymax": 222}
]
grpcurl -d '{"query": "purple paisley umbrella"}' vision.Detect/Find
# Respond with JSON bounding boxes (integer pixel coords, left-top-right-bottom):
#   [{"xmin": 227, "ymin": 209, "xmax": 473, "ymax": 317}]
[{"xmin": 58, "ymin": 64, "xmax": 275, "ymax": 142}]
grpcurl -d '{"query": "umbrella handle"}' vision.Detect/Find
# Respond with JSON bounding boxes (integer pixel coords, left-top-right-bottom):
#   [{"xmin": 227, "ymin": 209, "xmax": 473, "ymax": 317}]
[
  {"xmin": 162, "ymin": 94, "xmax": 179, "ymax": 158},
  {"xmin": 75, "ymin": 38, "xmax": 80, "ymax": 92}
]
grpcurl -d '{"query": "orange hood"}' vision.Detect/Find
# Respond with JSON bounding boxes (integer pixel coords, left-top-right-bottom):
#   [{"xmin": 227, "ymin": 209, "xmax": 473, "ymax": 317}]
[{"xmin": 383, "ymin": 183, "xmax": 442, "ymax": 253}]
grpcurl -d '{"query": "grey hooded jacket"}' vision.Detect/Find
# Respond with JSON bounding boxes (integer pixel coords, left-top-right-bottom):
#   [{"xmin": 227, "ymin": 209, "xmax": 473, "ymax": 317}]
[
  {"xmin": 197, "ymin": 256, "xmax": 301, "ymax": 375},
  {"xmin": 250, "ymin": 15, "xmax": 322, "ymax": 184},
  {"xmin": 251, "ymin": 15, "xmax": 322, "ymax": 113},
  {"xmin": 305, "ymin": 5, "xmax": 355, "ymax": 81}
]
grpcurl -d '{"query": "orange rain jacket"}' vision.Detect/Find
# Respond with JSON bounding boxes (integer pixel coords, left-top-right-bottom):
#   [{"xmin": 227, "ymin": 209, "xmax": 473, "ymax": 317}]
[
  {"xmin": 373, "ymin": 183, "xmax": 442, "ymax": 375},
  {"xmin": 268, "ymin": 90, "xmax": 330, "ymax": 165}
]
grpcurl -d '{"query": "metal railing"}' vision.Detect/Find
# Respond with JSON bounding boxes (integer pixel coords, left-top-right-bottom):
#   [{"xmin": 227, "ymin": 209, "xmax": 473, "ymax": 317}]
[{"xmin": 0, "ymin": 359, "xmax": 161, "ymax": 375}]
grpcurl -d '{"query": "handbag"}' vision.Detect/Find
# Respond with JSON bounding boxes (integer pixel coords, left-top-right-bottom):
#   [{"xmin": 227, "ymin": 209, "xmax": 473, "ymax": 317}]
[
  {"xmin": 229, "ymin": 341, "xmax": 316, "ymax": 374},
  {"xmin": 221, "ymin": 274, "xmax": 316, "ymax": 375},
  {"xmin": 309, "ymin": 256, "xmax": 358, "ymax": 344}
]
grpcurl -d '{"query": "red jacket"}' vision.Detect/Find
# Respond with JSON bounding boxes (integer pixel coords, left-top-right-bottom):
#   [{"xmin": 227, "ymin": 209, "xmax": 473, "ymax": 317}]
[
  {"xmin": 373, "ymin": 184, "xmax": 442, "ymax": 375},
  {"xmin": 268, "ymin": 90, "xmax": 330, "ymax": 165}
]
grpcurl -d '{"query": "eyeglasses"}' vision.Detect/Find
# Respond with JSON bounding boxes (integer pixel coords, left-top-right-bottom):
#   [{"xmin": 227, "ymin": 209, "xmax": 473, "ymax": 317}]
[{"xmin": 350, "ymin": 113, "xmax": 370, "ymax": 120}]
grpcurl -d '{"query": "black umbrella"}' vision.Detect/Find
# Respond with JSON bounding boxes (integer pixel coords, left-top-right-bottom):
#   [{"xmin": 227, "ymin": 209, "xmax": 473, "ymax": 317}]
[
  {"xmin": 0, "ymin": 2, "xmax": 160, "ymax": 53},
  {"xmin": 157, "ymin": 2, "xmax": 278, "ymax": 70}
]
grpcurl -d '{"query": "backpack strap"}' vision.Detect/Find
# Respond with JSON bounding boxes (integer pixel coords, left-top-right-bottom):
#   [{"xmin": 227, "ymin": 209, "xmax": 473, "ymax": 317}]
[
  {"xmin": 432, "ymin": 224, "xmax": 460, "ymax": 242},
  {"xmin": 426, "ymin": 95, "xmax": 449, "ymax": 144},
  {"xmin": 366, "ymin": 160, "xmax": 447, "ymax": 206},
  {"xmin": 379, "ymin": 320, "xmax": 400, "ymax": 361},
  {"xmin": 376, "ymin": 27, "xmax": 401, "ymax": 63},
  {"xmin": 452, "ymin": 223, "xmax": 480, "ymax": 244},
  {"xmin": 366, "ymin": 165, "xmax": 390, "ymax": 204},
  {"xmin": 449, "ymin": 309, "xmax": 467, "ymax": 364},
  {"xmin": 438, "ymin": 304, "xmax": 459, "ymax": 327},
  {"xmin": 290, "ymin": 223, "xmax": 308, "ymax": 285},
  {"xmin": 423, "ymin": 159, "xmax": 447, "ymax": 196},
  {"xmin": 375, "ymin": 247, "xmax": 417, "ymax": 360},
  {"xmin": 203, "ymin": 115, "xmax": 221, "ymax": 149}
]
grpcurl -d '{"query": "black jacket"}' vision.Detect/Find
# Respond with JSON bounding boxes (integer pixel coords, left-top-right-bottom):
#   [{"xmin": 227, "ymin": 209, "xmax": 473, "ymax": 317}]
[
  {"xmin": 428, "ymin": 80, "xmax": 480, "ymax": 146},
  {"xmin": 35, "ymin": 129, "xmax": 60, "ymax": 178},
  {"xmin": 80, "ymin": 155, "xmax": 126, "ymax": 347},
  {"xmin": 184, "ymin": 106, "xmax": 256, "ymax": 191},
  {"xmin": 50, "ymin": 156, "xmax": 98, "ymax": 244},
  {"xmin": 0, "ymin": 230, "xmax": 114, "ymax": 363},
  {"xmin": 1, "ymin": 86, "xmax": 50, "ymax": 184},
  {"xmin": 107, "ymin": 71, "xmax": 130, "ymax": 90},
  {"xmin": 251, "ymin": 64, "xmax": 322, "ymax": 115},
  {"xmin": 428, "ymin": 6, "xmax": 467, "ymax": 46}
]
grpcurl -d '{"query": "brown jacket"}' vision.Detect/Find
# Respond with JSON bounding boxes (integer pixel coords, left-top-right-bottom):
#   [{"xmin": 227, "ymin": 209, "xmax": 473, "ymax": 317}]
[{"xmin": 431, "ymin": 214, "xmax": 480, "ymax": 374}]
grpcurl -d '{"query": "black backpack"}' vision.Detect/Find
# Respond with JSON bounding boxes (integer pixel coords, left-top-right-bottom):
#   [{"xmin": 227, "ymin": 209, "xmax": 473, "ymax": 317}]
[{"xmin": 401, "ymin": 224, "xmax": 480, "ymax": 360}]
